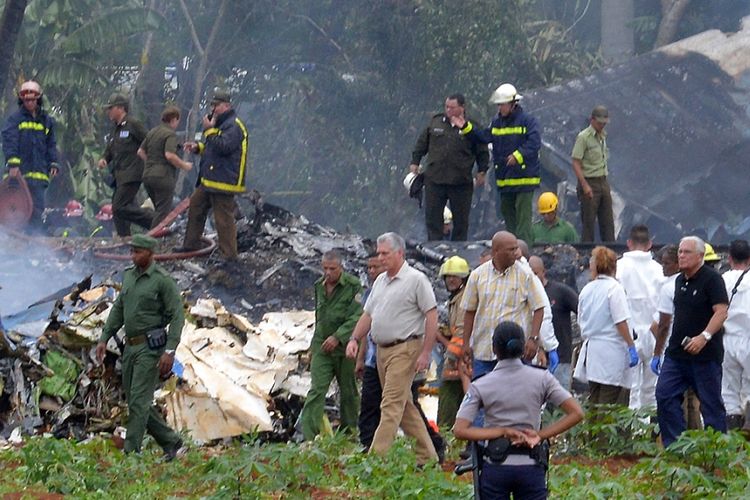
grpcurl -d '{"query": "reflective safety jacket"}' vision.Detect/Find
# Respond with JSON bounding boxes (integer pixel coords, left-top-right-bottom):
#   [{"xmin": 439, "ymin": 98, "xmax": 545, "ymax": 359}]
[
  {"xmin": 196, "ymin": 109, "xmax": 248, "ymax": 194},
  {"xmin": 1, "ymin": 106, "xmax": 58, "ymax": 184},
  {"xmin": 460, "ymin": 105, "xmax": 541, "ymax": 193}
]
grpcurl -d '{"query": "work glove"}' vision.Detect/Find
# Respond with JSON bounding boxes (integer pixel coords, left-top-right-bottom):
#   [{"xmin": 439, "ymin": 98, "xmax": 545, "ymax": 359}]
[
  {"xmin": 650, "ymin": 356, "xmax": 661, "ymax": 376},
  {"xmin": 628, "ymin": 345, "xmax": 639, "ymax": 368},
  {"xmin": 547, "ymin": 350, "xmax": 559, "ymax": 374}
]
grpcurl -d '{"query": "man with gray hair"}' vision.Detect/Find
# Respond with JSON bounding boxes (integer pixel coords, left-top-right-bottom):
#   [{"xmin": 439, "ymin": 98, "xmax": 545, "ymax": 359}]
[
  {"xmin": 300, "ymin": 250, "xmax": 363, "ymax": 440},
  {"xmin": 655, "ymin": 236, "xmax": 729, "ymax": 446},
  {"xmin": 346, "ymin": 232, "xmax": 439, "ymax": 464}
]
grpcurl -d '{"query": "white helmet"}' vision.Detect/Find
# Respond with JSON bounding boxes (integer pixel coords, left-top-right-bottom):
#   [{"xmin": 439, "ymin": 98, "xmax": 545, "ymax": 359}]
[
  {"xmin": 443, "ymin": 206, "xmax": 453, "ymax": 225},
  {"xmin": 403, "ymin": 172, "xmax": 418, "ymax": 192},
  {"xmin": 19, "ymin": 80, "xmax": 42, "ymax": 97},
  {"xmin": 488, "ymin": 83, "xmax": 522, "ymax": 105}
]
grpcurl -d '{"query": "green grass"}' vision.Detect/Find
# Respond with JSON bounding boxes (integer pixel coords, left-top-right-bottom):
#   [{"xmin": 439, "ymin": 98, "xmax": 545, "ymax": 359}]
[{"xmin": 2, "ymin": 407, "xmax": 750, "ymax": 499}]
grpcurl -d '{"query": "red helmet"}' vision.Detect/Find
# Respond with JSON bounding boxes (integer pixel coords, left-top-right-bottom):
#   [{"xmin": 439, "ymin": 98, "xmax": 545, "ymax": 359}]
[
  {"xmin": 95, "ymin": 203, "xmax": 113, "ymax": 221},
  {"xmin": 64, "ymin": 200, "xmax": 83, "ymax": 217}
]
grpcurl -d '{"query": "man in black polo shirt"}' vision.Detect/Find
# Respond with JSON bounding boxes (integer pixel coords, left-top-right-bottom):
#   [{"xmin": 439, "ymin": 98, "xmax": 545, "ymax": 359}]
[
  {"xmin": 655, "ymin": 236, "xmax": 729, "ymax": 447},
  {"xmin": 529, "ymin": 256, "xmax": 578, "ymax": 391}
]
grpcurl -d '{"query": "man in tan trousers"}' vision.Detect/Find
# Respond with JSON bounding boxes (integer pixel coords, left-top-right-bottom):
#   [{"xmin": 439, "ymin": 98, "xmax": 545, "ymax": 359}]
[{"xmin": 346, "ymin": 232, "xmax": 439, "ymax": 465}]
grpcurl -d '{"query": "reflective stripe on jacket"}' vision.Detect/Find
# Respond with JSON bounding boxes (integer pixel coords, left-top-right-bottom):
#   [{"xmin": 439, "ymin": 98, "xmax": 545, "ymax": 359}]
[
  {"xmin": 1, "ymin": 106, "xmax": 58, "ymax": 182},
  {"xmin": 460, "ymin": 105, "xmax": 541, "ymax": 193},
  {"xmin": 197, "ymin": 110, "xmax": 248, "ymax": 194}
]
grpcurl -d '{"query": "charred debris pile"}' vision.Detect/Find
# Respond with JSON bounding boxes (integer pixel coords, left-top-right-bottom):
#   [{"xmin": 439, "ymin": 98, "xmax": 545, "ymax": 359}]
[{"xmin": 0, "ymin": 197, "xmax": 591, "ymax": 447}]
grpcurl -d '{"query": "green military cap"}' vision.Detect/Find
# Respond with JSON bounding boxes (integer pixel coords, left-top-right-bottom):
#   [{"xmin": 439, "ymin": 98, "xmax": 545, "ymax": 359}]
[
  {"xmin": 130, "ymin": 234, "xmax": 158, "ymax": 251},
  {"xmin": 591, "ymin": 105, "xmax": 609, "ymax": 124},
  {"xmin": 210, "ymin": 90, "xmax": 231, "ymax": 105},
  {"xmin": 105, "ymin": 93, "xmax": 129, "ymax": 109}
]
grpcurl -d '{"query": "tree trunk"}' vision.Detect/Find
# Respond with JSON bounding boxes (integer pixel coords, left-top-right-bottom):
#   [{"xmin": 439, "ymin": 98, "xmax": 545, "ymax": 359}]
[
  {"xmin": 0, "ymin": 0, "xmax": 29, "ymax": 99},
  {"xmin": 134, "ymin": 0, "xmax": 167, "ymax": 128},
  {"xmin": 600, "ymin": 0, "xmax": 634, "ymax": 63},
  {"xmin": 176, "ymin": 0, "xmax": 229, "ymax": 196},
  {"xmin": 653, "ymin": 0, "xmax": 691, "ymax": 49}
]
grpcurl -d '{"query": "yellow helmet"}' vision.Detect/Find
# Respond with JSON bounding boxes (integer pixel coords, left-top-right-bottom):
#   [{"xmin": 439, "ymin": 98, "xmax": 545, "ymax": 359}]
[
  {"xmin": 537, "ymin": 192, "xmax": 558, "ymax": 214},
  {"xmin": 704, "ymin": 243, "xmax": 720, "ymax": 263},
  {"xmin": 439, "ymin": 256, "xmax": 471, "ymax": 278}
]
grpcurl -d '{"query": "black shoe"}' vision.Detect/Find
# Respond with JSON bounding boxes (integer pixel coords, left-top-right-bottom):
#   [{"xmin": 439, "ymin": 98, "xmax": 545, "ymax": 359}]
[{"xmin": 163, "ymin": 439, "xmax": 186, "ymax": 462}]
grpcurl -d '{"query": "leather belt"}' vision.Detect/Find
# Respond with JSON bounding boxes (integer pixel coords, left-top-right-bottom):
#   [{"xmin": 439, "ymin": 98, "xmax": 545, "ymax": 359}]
[
  {"xmin": 380, "ymin": 334, "xmax": 421, "ymax": 349},
  {"xmin": 125, "ymin": 335, "xmax": 147, "ymax": 346}
]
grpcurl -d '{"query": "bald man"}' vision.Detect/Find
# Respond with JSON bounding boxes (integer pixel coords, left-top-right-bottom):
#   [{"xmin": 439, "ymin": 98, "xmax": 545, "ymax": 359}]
[{"xmin": 461, "ymin": 231, "xmax": 546, "ymax": 387}]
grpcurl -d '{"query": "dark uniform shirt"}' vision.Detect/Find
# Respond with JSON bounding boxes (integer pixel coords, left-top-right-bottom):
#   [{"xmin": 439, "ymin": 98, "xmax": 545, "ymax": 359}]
[
  {"xmin": 1, "ymin": 106, "xmax": 58, "ymax": 182},
  {"xmin": 411, "ymin": 114, "xmax": 489, "ymax": 185},
  {"xmin": 668, "ymin": 265, "xmax": 728, "ymax": 363},
  {"xmin": 100, "ymin": 263, "xmax": 184, "ymax": 351},
  {"xmin": 544, "ymin": 280, "xmax": 579, "ymax": 363},
  {"xmin": 313, "ymin": 272, "xmax": 363, "ymax": 353},
  {"xmin": 140, "ymin": 124, "xmax": 178, "ymax": 181},
  {"xmin": 104, "ymin": 117, "xmax": 148, "ymax": 185}
]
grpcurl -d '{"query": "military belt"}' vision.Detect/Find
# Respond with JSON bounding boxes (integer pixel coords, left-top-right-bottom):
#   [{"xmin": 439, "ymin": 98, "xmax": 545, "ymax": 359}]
[{"xmin": 125, "ymin": 335, "xmax": 147, "ymax": 346}]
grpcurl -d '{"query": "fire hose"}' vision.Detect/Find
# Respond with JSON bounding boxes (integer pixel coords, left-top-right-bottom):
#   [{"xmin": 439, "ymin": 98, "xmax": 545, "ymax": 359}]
[{"xmin": 93, "ymin": 197, "xmax": 217, "ymax": 261}]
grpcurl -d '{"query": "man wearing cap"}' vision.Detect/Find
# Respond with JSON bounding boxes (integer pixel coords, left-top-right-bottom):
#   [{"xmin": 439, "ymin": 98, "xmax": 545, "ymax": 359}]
[
  {"xmin": 96, "ymin": 234, "xmax": 186, "ymax": 459},
  {"xmin": 572, "ymin": 105, "xmax": 614, "ymax": 242},
  {"xmin": 178, "ymin": 91, "xmax": 248, "ymax": 260},
  {"xmin": 98, "ymin": 94, "xmax": 153, "ymax": 237},
  {"xmin": 450, "ymin": 83, "xmax": 541, "ymax": 244},
  {"xmin": 2, "ymin": 80, "xmax": 59, "ymax": 233},
  {"xmin": 409, "ymin": 94, "xmax": 489, "ymax": 241},
  {"xmin": 532, "ymin": 192, "xmax": 579, "ymax": 244}
]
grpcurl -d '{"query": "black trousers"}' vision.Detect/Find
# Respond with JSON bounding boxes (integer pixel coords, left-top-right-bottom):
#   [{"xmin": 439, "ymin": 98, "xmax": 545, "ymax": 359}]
[
  {"xmin": 112, "ymin": 181, "xmax": 154, "ymax": 236},
  {"xmin": 424, "ymin": 180, "xmax": 473, "ymax": 241},
  {"xmin": 358, "ymin": 365, "xmax": 444, "ymax": 455}
]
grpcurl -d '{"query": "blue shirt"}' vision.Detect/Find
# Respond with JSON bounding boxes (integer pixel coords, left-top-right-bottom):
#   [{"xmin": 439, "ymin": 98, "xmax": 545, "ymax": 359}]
[{"xmin": 362, "ymin": 288, "xmax": 378, "ymax": 368}]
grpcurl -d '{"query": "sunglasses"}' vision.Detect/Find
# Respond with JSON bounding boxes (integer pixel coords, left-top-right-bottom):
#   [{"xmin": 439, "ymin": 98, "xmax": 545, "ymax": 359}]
[{"xmin": 19, "ymin": 90, "xmax": 40, "ymax": 98}]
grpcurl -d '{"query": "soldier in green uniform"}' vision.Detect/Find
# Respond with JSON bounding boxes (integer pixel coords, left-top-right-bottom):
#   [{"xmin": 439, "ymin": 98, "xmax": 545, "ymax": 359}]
[
  {"xmin": 300, "ymin": 250, "xmax": 363, "ymax": 440},
  {"xmin": 137, "ymin": 106, "xmax": 193, "ymax": 228},
  {"xmin": 97, "ymin": 94, "xmax": 153, "ymax": 237},
  {"xmin": 96, "ymin": 234, "xmax": 185, "ymax": 459}
]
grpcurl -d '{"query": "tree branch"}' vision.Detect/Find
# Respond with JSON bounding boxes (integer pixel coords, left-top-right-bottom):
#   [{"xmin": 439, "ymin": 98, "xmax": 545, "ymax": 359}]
[{"xmin": 178, "ymin": 0, "xmax": 204, "ymax": 56}]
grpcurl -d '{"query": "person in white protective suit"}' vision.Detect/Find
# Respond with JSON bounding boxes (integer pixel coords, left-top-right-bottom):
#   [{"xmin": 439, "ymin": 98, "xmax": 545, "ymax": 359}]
[
  {"xmin": 616, "ymin": 224, "xmax": 664, "ymax": 409},
  {"xmin": 721, "ymin": 239, "xmax": 750, "ymax": 430}
]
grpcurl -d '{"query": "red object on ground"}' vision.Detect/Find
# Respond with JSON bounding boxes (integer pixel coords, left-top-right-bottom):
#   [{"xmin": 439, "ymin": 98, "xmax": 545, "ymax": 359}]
[{"xmin": 0, "ymin": 175, "xmax": 33, "ymax": 229}]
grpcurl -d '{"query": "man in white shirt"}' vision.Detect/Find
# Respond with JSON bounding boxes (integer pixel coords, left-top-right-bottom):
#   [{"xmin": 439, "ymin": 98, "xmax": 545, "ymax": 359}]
[
  {"xmin": 721, "ymin": 239, "xmax": 750, "ymax": 430},
  {"xmin": 616, "ymin": 224, "xmax": 663, "ymax": 409}
]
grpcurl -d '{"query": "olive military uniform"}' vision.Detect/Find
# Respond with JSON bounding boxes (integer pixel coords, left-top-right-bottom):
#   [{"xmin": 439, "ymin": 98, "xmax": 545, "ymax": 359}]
[
  {"xmin": 140, "ymin": 124, "xmax": 179, "ymax": 228},
  {"xmin": 300, "ymin": 271, "xmax": 363, "ymax": 440},
  {"xmin": 532, "ymin": 218, "xmax": 579, "ymax": 244},
  {"xmin": 572, "ymin": 125, "xmax": 614, "ymax": 242},
  {"xmin": 100, "ymin": 261, "xmax": 184, "ymax": 453},
  {"xmin": 411, "ymin": 114, "xmax": 489, "ymax": 241},
  {"xmin": 104, "ymin": 117, "xmax": 153, "ymax": 236}
]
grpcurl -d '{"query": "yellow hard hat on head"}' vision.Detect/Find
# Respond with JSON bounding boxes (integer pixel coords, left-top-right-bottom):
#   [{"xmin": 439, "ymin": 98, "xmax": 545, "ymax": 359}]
[
  {"xmin": 704, "ymin": 243, "xmax": 720, "ymax": 263},
  {"xmin": 537, "ymin": 192, "xmax": 558, "ymax": 214},
  {"xmin": 439, "ymin": 256, "xmax": 470, "ymax": 278}
]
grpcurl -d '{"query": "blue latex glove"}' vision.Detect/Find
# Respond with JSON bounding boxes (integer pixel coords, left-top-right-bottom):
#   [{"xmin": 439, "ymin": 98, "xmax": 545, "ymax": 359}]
[
  {"xmin": 650, "ymin": 356, "xmax": 661, "ymax": 375},
  {"xmin": 548, "ymin": 350, "xmax": 559, "ymax": 374},
  {"xmin": 628, "ymin": 345, "xmax": 639, "ymax": 367}
]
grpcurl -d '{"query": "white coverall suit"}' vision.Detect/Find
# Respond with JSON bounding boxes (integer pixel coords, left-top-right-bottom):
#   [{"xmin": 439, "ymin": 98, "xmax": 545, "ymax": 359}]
[
  {"xmin": 722, "ymin": 268, "xmax": 750, "ymax": 417},
  {"xmin": 617, "ymin": 250, "xmax": 664, "ymax": 409}
]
